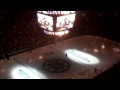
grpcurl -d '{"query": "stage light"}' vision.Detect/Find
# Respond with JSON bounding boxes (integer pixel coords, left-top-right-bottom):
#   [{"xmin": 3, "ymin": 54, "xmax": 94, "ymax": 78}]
[
  {"xmin": 65, "ymin": 49, "xmax": 99, "ymax": 65},
  {"xmin": 101, "ymin": 44, "xmax": 105, "ymax": 49},
  {"xmin": 37, "ymin": 11, "xmax": 76, "ymax": 36},
  {"xmin": 94, "ymin": 49, "xmax": 99, "ymax": 52}
]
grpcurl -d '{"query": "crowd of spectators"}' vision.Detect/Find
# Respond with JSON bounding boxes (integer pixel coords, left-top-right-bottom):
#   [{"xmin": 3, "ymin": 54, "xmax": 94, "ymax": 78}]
[
  {"xmin": 73, "ymin": 11, "xmax": 120, "ymax": 42},
  {"xmin": 0, "ymin": 11, "xmax": 70, "ymax": 58},
  {"xmin": 0, "ymin": 11, "xmax": 120, "ymax": 54}
]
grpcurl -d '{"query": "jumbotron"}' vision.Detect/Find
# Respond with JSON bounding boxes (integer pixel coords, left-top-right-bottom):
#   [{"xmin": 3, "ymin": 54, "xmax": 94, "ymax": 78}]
[{"xmin": 38, "ymin": 11, "xmax": 75, "ymax": 15}]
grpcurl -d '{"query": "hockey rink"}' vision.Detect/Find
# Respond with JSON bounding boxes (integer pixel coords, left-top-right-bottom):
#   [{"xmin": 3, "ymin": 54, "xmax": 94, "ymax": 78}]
[{"xmin": 0, "ymin": 35, "xmax": 120, "ymax": 79}]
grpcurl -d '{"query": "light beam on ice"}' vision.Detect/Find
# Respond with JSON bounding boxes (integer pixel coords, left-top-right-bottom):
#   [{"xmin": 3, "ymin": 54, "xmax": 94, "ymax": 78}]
[{"xmin": 65, "ymin": 49, "xmax": 99, "ymax": 64}]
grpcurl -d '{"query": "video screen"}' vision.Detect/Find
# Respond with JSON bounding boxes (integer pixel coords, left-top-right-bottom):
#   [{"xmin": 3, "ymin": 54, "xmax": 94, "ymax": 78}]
[
  {"xmin": 37, "ymin": 13, "xmax": 53, "ymax": 31},
  {"xmin": 56, "ymin": 14, "xmax": 76, "ymax": 31}
]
